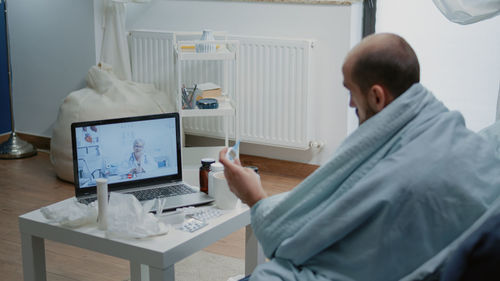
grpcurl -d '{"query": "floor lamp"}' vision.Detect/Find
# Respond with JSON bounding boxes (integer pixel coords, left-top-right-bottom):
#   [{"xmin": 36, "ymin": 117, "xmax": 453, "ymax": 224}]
[{"xmin": 0, "ymin": 0, "xmax": 36, "ymax": 159}]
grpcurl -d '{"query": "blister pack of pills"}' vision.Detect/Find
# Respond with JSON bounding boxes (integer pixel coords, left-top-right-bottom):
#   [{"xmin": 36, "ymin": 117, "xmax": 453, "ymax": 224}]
[
  {"xmin": 176, "ymin": 206, "xmax": 198, "ymax": 215},
  {"xmin": 180, "ymin": 218, "xmax": 208, "ymax": 233},
  {"xmin": 176, "ymin": 206, "xmax": 223, "ymax": 222},
  {"xmin": 191, "ymin": 208, "xmax": 223, "ymax": 222},
  {"xmin": 176, "ymin": 206, "xmax": 224, "ymax": 232}
]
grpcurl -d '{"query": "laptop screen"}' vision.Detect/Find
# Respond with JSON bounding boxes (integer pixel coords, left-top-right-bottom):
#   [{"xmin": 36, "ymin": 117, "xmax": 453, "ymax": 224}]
[{"xmin": 71, "ymin": 113, "xmax": 182, "ymax": 197}]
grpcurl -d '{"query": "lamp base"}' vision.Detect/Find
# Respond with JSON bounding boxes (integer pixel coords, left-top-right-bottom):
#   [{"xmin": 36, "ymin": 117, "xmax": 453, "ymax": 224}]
[{"xmin": 0, "ymin": 132, "xmax": 37, "ymax": 159}]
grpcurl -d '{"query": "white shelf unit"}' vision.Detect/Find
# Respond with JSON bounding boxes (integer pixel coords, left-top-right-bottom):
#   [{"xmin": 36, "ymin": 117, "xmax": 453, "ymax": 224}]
[
  {"xmin": 176, "ymin": 43, "xmax": 236, "ymax": 61},
  {"xmin": 179, "ymin": 100, "xmax": 235, "ymax": 117},
  {"xmin": 174, "ymin": 39, "xmax": 239, "ymax": 167}
]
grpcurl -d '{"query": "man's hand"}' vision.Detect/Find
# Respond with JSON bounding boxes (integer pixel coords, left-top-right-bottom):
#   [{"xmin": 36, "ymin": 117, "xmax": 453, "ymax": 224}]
[{"xmin": 219, "ymin": 148, "xmax": 267, "ymax": 207}]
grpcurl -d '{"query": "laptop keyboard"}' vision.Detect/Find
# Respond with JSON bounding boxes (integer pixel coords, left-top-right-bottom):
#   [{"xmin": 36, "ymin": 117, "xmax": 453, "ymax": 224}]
[
  {"xmin": 78, "ymin": 184, "xmax": 197, "ymax": 205},
  {"xmin": 78, "ymin": 197, "xmax": 97, "ymax": 205},
  {"xmin": 130, "ymin": 184, "xmax": 196, "ymax": 201}
]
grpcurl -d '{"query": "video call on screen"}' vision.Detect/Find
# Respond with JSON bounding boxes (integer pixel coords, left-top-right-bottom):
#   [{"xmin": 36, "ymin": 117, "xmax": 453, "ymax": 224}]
[{"xmin": 75, "ymin": 117, "xmax": 178, "ymax": 188}]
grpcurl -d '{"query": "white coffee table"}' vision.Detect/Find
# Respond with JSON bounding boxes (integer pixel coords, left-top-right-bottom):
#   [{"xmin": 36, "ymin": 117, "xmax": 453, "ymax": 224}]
[{"xmin": 19, "ymin": 199, "xmax": 265, "ymax": 281}]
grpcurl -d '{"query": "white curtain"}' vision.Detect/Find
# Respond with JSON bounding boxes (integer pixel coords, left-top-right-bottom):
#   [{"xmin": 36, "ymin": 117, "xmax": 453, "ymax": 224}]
[
  {"xmin": 100, "ymin": 0, "xmax": 150, "ymax": 81},
  {"xmin": 432, "ymin": 0, "xmax": 500, "ymax": 24},
  {"xmin": 432, "ymin": 0, "xmax": 500, "ymax": 121}
]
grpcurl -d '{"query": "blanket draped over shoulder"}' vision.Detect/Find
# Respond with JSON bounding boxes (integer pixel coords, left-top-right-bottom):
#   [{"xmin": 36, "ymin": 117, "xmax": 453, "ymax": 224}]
[{"xmin": 250, "ymin": 83, "xmax": 500, "ymax": 281}]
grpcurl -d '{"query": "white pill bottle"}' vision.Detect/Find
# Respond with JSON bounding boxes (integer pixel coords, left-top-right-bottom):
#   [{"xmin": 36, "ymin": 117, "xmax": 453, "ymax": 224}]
[{"xmin": 208, "ymin": 162, "xmax": 224, "ymax": 198}]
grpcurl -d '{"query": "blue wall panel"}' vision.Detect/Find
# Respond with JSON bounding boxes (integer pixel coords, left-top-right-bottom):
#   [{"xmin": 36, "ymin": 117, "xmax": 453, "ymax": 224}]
[{"xmin": 0, "ymin": 2, "xmax": 11, "ymax": 134}]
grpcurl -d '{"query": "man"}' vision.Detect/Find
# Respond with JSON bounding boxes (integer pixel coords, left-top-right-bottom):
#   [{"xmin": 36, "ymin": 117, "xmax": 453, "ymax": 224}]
[{"xmin": 219, "ymin": 33, "xmax": 500, "ymax": 281}]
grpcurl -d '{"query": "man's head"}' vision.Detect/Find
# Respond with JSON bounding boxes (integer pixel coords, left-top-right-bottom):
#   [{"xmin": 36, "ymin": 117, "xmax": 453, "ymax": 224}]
[{"xmin": 342, "ymin": 33, "xmax": 420, "ymax": 124}]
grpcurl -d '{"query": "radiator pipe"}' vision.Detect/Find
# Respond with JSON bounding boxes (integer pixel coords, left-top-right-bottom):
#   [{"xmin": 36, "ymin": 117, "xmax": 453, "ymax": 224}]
[
  {"xmin": 309, "ymin": 140, "xmax": 324, "ymax": 150},
  {"xmin": 362, "ymin": 0, "xmax": 377, "ymax": 38}
]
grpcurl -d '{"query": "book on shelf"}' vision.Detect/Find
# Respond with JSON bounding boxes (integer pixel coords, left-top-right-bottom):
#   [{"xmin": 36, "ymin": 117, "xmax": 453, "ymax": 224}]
[{"xmin": 196, "ymin": 82, "xmax": 222, "ymax": 99}]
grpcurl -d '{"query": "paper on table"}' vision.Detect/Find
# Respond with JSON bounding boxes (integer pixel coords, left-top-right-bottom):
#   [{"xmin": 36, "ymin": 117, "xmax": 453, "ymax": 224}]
[
  {"xmin": 105, "ymin": 192, "xmax": 169, "ymax": 239},
  {"xmin": 40, "ymin": 193, "xmax": 169, "ymax": 239},
  {"xmin": 41, "ymin": 198, "xmax": 98, "ymax": 228}
]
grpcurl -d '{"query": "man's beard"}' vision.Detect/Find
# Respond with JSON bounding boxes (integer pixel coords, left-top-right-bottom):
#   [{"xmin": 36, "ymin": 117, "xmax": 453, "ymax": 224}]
[{"xmin": 357, "ymin": 106, "xmax": 377, "ymax": 125}]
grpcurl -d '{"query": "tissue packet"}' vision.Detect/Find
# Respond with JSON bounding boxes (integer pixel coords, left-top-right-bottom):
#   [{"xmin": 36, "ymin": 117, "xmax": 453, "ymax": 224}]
[
  {"xmin": 105, "ymin": 192, "xmax": 169, "ymax": 239},
  {"xmin": 41, "ymin": 198, "xmax": 98, "ymax": 228}
]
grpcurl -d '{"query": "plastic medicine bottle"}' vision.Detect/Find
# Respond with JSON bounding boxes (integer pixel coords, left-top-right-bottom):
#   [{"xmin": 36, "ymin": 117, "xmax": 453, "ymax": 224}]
[
  {"xmin": 199, "ymin": 158, "xmax": 215, "ymax": 194},
  {"xmin": 208, "ymin": 162, "xmax": 224, "ymax": 198}
]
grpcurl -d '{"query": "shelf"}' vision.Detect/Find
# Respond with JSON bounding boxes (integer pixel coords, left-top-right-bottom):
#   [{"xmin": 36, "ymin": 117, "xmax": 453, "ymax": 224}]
[
  {"xmin": 176, "ymin": 46, "xmax": 236, "ymax": 61},
  {"xmin": 175, "ymin": 38, "xmax": 238, "ymax": 160},
  {"xmin": 175, "ymin": 40, "xmax": 238, "ymax": 61},
  {"xmin": 180, "ymin": 100, "xmax": 235, "ymax": 117}
]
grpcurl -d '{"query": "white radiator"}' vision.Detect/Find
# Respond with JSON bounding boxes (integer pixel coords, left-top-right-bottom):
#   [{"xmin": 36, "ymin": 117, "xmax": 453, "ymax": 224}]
[
  {"xmin": 129, "ymin": 30, "xmax": 176, "ymax": 97},
  {"xmin": 129, "ymin": 30, "xmax": 314, "ymax": 150}
]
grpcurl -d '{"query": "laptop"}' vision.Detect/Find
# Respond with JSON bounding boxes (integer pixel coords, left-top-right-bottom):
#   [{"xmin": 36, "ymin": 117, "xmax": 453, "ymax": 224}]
[{"xmin": 71, "ymin": 112, "xmax": 214, "ymax": 211}]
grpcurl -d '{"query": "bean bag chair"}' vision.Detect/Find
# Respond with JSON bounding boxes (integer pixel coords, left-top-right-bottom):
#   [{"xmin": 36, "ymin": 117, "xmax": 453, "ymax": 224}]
[{"xmin": 50, "ymin": 63, "xmax": 175, "ymax": 182}]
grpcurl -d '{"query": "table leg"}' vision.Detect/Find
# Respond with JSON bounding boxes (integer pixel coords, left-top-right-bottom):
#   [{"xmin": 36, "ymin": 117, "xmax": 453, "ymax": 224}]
[
  {"xmin": 149, "ymin": 265, "xmax": 174, "ymax": 281},
  {"xmin": 21, "ymin": 233, "xmax": 46, "ymax": 281},
  {"xmin": 245, "ymin": 225, "xmax": 265, "ymax": 276},
  {"xmin": 131, "ymin": 262, "xmax": 151, "ymax": 281}
]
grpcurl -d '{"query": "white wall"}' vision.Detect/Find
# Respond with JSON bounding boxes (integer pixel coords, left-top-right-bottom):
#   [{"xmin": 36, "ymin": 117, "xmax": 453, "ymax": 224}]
[
  {"xmin": 9, "ymin": 0, "xmax": 361, "ymax": 166},
  {"xmin": 9, "ymin": 0, "xmax": 499, "ymax": 166},
  {"xmin": 123, "ymin": 0, "xmax": 362, "ymax": 165},
  {"xmin": 9, "ymin": 0, "xmax": 96, "ymax": 137},
  {"xmin": 370, "ymin": 0, "xmax": 500, "ymax": 133}
]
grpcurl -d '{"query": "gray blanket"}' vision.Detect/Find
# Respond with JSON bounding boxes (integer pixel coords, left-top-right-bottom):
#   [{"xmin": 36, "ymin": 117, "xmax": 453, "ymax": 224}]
[{"xmin": 250, "ymin": 83, "xmax": 500, "ymax": 281}]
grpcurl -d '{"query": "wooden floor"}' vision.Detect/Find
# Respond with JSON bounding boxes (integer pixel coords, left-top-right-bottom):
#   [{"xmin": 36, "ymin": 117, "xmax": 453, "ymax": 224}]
[{"xmin": 0, "ymin": 151, "xmax": 309, "ymax": 281}]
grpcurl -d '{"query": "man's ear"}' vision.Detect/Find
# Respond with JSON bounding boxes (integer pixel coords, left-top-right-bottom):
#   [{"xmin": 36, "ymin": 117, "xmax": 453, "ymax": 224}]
[{"xmin": 367, "ymin": 84, "xmax": 394, "ymax": 112}]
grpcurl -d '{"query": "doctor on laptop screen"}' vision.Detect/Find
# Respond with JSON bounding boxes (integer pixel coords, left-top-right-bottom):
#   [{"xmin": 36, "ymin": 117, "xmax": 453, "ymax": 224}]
[
  {"xmin": 126, "ymin": 138, "xmax": 156, "ymax": 176},
  {"xmin": 75, "ymin": 117, "xmax": 178, "ymax": 188}
]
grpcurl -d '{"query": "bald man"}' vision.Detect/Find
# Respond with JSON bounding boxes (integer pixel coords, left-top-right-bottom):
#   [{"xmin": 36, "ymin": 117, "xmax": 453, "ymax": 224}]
[{"xmin": 220, "ymin": 33, "xmax": 500, "ymax": 281}]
